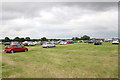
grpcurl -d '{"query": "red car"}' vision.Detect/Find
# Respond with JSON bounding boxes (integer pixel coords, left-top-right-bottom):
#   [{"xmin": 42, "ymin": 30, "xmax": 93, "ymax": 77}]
[{"xmin": 5, "ymin": 44, "xmax": 28, "ymax": 53}]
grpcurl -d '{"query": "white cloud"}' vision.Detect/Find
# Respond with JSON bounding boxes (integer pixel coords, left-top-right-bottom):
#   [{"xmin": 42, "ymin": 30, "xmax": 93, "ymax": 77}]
[{"xmin": 1, "ymin": 2, "xmax": 118, "ymax": 39}]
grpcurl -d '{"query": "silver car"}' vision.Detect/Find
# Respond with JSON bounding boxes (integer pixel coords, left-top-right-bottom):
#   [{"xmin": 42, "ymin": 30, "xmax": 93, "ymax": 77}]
[
  {"xmin": 42, "ymin": 43, "xmax": 55, "ymax": 48},
  {"xmin": 112, "ymin": 40, "xmax": 119, "ymax": 44},
  {"xmin": 60, "ymin": 41, "xmax": 67, "ymax": 45},
  {"xmin": 28, "ymin": 42, "xmax": 36, "ymax": 46}
]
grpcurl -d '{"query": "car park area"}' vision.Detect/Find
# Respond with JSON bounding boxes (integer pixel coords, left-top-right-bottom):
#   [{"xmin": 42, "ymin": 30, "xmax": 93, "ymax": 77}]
[{"xmin": 1, "ymin": 42, "xmax": 118, "ymax": 78}]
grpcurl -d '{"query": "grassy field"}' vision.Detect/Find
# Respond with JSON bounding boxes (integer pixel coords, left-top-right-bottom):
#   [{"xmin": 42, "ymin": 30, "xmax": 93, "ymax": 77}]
[
  {"xmin": 1, "ymin": 42, "xmax": 118, "ymax": 78},
  {"xmin": 0, "ymin": 45, "xmax": 2, "ymax": 78}
]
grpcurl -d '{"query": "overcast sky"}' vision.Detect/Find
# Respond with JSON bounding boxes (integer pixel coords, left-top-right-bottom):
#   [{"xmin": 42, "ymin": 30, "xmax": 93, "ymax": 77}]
[{"xmin": 1, "ymin": 2, "xmax": 118, "ymax": 39}]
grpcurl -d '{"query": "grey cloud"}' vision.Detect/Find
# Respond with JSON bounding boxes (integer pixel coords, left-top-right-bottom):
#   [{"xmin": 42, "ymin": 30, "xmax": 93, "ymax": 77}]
[
  {"xmin": 1, "ymin": 0, "xmax": 119, "ymax": 2},
  {"xmin": 1, "ymin": 2, "xmax": 118, "ymax": 39},
  {"xmin": 2, "ymin": 2, "xmax": 117, "ymax": 20}
]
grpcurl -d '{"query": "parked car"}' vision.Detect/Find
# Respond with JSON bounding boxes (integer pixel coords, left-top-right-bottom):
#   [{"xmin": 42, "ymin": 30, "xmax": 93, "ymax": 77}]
[
  {"xmin": 33, "ymin": 41, "xmax": 41, "ymax": 45},
  {"xmin": 94, "ymin": 41, "xmax": 102, "ymax": 45},
  {"xmin": 4, "ymin": 42, "xmax": 11, "ymax": 45},
  {"xmin": 66, "ymin": 41, "xmax": 74, "ymax": 44},
  {"xmin": 40, "ymin": 41, "xmax": 46, "ymax": 45},
  {"xmin": 42, "ymin": 43, "xmax": 55, "ymax": 48},
  {"xmin": 28, "ymin": 42, "xmax": 36, "ymax": 46},
  {"xmin": 60, "ymin": 41, "xmax": 67, "ymax": 45},
  {"xmin": 11, "ymin": 41, "xmax": 21, "ymax": 45},
  {"xmin": 78, "ymin": 41, "xmax": 82, "ymax": 43},
  {"xmin": 4, "ymin": 44, "xmax": 28, "ymax": 53},
  {"xmin": 112, "ymin": 40, "xmax": 119, "ymax": 44},
  {"xmin": 50, "ymin": 41, "xmax": 59, "ymax": 44},
  {"xmin": 23, "ymin": 41, "xmax": 29, "ymax": 46},
  {"xmin": 88, "ymin": 40, "xmax": 93, "ymax": 43},
  {"xmin": 83, "ymin": 40, "xmax": 88, "ymax": 43}
]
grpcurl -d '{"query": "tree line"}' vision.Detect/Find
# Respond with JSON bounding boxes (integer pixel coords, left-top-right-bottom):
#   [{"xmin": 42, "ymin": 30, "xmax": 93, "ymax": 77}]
[{"xmin": 1, "ymin": 35, "xmax": 91, "ymax": 42}]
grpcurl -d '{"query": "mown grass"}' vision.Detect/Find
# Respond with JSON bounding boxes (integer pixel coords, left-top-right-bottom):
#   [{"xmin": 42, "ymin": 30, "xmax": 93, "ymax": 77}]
[
  {"xmin": 0, "ymin": 45, "xmax": 2, "ymax": 78},
  {"xmin": 1, "ymin": 42, "xmax": 118, "ymax": 78}
]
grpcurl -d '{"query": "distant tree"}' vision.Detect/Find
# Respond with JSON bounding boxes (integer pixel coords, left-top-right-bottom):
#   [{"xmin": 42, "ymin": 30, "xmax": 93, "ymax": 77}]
[
  {"xmin": 14, "ymin": 37, "xmax": 20, "ymax": 41},
  {"xmin": 19, "ymin": 38, "xmax": 25, "ymax": 42},
  {"xmin": 62, "ymin": 39, "xmax": 66, "ymax": 41},
  {"xmin": 4, "ymin": 37, "xmax": 10, "ymax": 42},
  {"xmin": 80, "ymin": 35, "xmax": 90, "ymax": 40},
  {"xmin": 49, "ymin": 39, "xmax": 53, "ymax": 41},
  {"xmin": 56, "ymin": 39, "xmax": 61, "ymax": 41},
  {"xmin": 72, "ymin": 37, "xmax": 80, "ymax": 41},
  {"xmin": 48, "ymin": 39, "xmax": 60, "ymax": 41},
  {"xmin": 31, "ymin": 39, "xmax": 39, "ymax": 41},
  {"xmin": 41, "ymin": 37, "xmax": 48, "ymax": 41},
  {"xmin": 25, "ymin": 37, "xmax": 31, "ymax": 41},
  {"xmin": 1, "ymin": 39, "xmax": 5, "ymax": 42},
  {"xmin": 53, "ymin": 39, "xmax": 57, "ymax": 41},
  {"xmin": 38, "ymin": 39, "xmax": 41, "ymax": 41}
]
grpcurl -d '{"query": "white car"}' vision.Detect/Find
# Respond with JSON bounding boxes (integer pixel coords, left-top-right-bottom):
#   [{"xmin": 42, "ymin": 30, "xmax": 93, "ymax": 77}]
[
  {"xmin": 112, "ymin": 40, "xmax": 119, "ymax": 44},
  {"xmin": 33, "ymin": 41, "xmax": 41, "ymax": 45},
  {"xmin": 42, "ymin": 43, "xmax": 55, "ymax": 48},
  {"xmin": 60, "ymin": 41, "xmax": 67, "ymax": 45},
  {"xmin": 28, "ymin": 42, "xmax": 36, "ymax": 46}
]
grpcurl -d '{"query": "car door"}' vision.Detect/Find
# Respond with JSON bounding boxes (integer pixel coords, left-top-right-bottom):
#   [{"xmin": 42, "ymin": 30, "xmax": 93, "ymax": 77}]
[
  {"xmin": 17, "ymin": 45, "xmax": 24, "ymax": 51},
  {"xmin": 13, "ymin": 45, "xmax": 20, "ymax": 51},
  {"xmin": 50, "ymin": 43, "xmax": 53, "ymax": 47},
  {"xmin": 48, "ymin": 43, "xmax": 51, "ymax": 47}
]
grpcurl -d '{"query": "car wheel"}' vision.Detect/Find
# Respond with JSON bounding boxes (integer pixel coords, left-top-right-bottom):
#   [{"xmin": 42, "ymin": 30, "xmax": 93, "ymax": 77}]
[
  {"xmin": 24, "ymin": 49, "xmax": 28, "ymax": 52},
  {"xmin": 10, "ymin": 50, "xmax": 14, "ymax": 53}
]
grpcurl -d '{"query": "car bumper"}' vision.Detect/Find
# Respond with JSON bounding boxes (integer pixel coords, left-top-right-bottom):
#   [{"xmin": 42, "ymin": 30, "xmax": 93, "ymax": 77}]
[
  {"xmin": 112, "ymin": 43, "xmax": 119, "ymax": 44},
  {"xmin": 4, "ymin": 49, "xmax": 11, "ymax": 52}
]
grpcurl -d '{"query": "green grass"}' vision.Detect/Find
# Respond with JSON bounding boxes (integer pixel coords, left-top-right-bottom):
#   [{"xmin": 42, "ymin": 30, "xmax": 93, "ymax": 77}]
[
  {"xmin": 0, "ymin": 45, "xmax": 2, "ymax": 78},
  {"xmin": 1, "ymin": 42, "xmax": 118, "ymax": 78}
]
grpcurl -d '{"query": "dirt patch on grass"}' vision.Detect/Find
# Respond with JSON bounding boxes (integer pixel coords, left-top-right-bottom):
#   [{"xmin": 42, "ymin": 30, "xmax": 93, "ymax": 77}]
[
  {"xmin": 112, "ymin": 50, "xmax": 118, "ymax": 54},
  {"xmin": 28, "ymin": 46, "xmax": 41, "ymax": 49},
  {"xmin": 8, "ymin": 73, "xmax": 21, "ymax": 78},
  {"xmin": 2, "ymin": 56, "xmax": 16, "ymax": 65}
]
